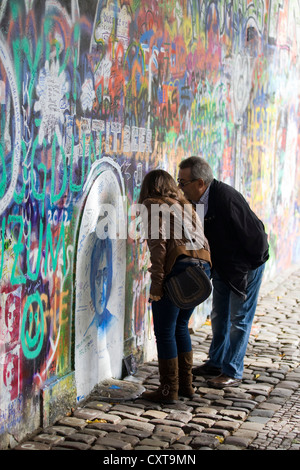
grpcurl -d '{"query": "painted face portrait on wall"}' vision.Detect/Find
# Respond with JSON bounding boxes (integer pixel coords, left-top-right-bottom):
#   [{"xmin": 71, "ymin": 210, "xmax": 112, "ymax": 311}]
[{"xmin": 84, "ymin": 236, "xmax": 115, "ymax": 336}]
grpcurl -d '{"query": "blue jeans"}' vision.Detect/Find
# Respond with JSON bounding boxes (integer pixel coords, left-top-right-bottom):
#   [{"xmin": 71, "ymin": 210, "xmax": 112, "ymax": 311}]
[
  {"xmin": 207, "ymin": 265, "xmax": 265, "ymax": 379},
  {"xmin": 151, "ymin": 258, "xmax": 211, "ymax": 359}
]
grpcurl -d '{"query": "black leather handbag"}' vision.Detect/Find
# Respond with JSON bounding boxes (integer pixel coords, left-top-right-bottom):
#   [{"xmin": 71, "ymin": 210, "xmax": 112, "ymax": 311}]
[
  {"xmin": 164, "ymin": 260, "xmax": 212, "ymax": 309},
  {"xmin": 164, "ymin": 219, "xmax": 212, "ymax": 309}
]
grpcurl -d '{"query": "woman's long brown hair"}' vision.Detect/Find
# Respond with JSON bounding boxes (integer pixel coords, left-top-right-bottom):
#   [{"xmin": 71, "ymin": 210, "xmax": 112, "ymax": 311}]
[{"xmin": 138, "ymin": 169, "xmax": 189, "ymax": 207}]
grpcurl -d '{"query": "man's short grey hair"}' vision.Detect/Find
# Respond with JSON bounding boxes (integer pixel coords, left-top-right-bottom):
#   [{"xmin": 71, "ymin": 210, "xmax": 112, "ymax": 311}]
[{"xmin": 179, "ymin": 156, "xmax": 214, "ymax": 184}]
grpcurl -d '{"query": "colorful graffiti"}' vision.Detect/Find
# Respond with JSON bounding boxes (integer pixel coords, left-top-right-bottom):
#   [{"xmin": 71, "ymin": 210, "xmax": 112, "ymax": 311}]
[{"xmin": 0, "ymin": 0, "xmax": 299, "ymax": 448}]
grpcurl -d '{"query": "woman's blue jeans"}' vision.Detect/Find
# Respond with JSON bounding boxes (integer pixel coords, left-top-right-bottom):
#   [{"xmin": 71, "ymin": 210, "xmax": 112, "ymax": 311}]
[
  {"xmin": 207, "ymin": 264, "xmax": 265, "ymax": 379},
  {"xmin": 151, "ymin": 258, "xmax": 211, "ymax": 359}
]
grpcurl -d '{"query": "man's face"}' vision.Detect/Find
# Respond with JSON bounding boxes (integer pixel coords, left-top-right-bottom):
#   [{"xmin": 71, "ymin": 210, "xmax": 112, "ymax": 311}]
[{"xmin": 177, "ymin": 167, "xmax": 207, "ymax": 201}]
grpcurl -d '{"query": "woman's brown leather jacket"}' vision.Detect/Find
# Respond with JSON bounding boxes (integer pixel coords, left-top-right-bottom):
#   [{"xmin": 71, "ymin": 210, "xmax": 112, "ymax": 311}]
[{"xmin": 142, "ymin": 197, "xmax": 211, "ymax": 298}]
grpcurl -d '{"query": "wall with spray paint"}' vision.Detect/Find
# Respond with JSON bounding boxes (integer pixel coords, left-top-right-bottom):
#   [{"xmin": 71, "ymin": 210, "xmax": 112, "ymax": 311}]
[{"xmin": 0, "ymin": 0, "xmax": 299, "ymax": 448}]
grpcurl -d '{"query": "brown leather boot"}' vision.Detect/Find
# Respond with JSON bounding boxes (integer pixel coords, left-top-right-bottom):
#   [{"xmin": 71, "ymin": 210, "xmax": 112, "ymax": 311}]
[
  {"xmin": 178, "ymin": 351, "xmax": 196, "ymax": 398},
  {"xmin": 141, "ymin": 357, "xmax": 179, "ymax": 404}
]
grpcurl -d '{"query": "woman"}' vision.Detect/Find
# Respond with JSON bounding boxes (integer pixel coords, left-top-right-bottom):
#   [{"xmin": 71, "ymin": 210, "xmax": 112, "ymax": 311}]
[{"xmin": 138, "ymin": 169, "xmax": 211, "ymax": 403}]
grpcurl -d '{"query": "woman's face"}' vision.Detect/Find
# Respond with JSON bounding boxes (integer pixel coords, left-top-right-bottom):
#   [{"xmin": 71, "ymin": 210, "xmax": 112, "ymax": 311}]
[{"xmin": 94, "ymin": 250, "xmax": 109, "ymax": 313}]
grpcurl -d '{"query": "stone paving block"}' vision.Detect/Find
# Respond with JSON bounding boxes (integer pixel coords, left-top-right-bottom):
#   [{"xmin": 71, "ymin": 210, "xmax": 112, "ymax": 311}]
[
  {"xmin": 33, "ymin": 433, "xmax": 65, "ymax": 446},
  {"xmin": 164, "ymin": 403, "xmax": 194, "ymax": 412},
  {"xmin": 214, "ymin": 399, "xmax": 233, "ymax": 407},
  {"xmin": 218, "ymin": 409, "xmax": 247, "ymax": 420},
  {"xmin": 54, "ymin": 440, "xmax": 91, "ymax": 450},
  {"xmin": 224, "ymin": 435, "xmax": 254, "ymax": 448},
  {"xmin": 212, "ymin": 420, "xmax": 241, "ymax": 432},
  {"xmin": 154, "ymin": 424, "xmax": 185, "ymax": 436},
  {"xmin": 227, "ymin": 405, "xmax": 252, "ymax": 414},
  {"xmin": 239, "ymin": 421, "xmax": 266, "ymax": 432},
  {"xmin": 267, "ymin": 396, "xmax": 289, "ymax": 405},
  {"xmin": 91, "ymin": 444, "xmax": 115, "ymax": 450},
  {"xmin": 135, "ymin": 445, "xmax": 161, "ymax": 450},
  {"xmin": 270, "ymin": 387, "xmax": 294, "ymax": 398},
  {"xmin": 58, "ymin": 416, "xmax": 87, "ymax": 430},
  {"xmin": 74, "ymin": 408, "xmax": 121, "ymax": 424},
  {"xmin": 256, "ymin": 375, "xmax": 280, "ymax": 385},
  {"xmin": 257, "ymin": 402, "xmax": 281, "ymax": 411},
  {"xmin": 194, "ymin": 407, "xmax": 218, "ymax": 415},
  {"xmin": 191, "ymin": 433, "xmax": 221, "ymax": 449},
  {"xmin": 80, "ymin": 428, "xmax": 108, "ymax": 438},
  {"xmin": 87, "ymin": 422, "xmax": 126, "ymax": 433},
  {"xmin": 182, "ymin": 422, "xmax": 205, "ymax": 433},
  {"xmin": 109, "ymin": 411, "xmax": 150, "ymax": 421},
  {"xmin": 50, "ymin": 446, "xmax": 74, "ymax": 450},
  {"xmin": 123, "ymin": 427, "xmax": 152, "ymax": 439},
  {"xmin": 191, "ymin": 417, "xmax": 215, "ymax": 427},
  {"xmin": 65, "ymin": 432, "xmax": 97, "ymax": 445},
  {"xmin": 250, "ymin": 409, "xmax": 275, "ymax": 418},
  {"xmin": 105, "ymin": 432, "xmax": 140, "ymax": 446},
  {"xmin": 151, "ymin": 418, "xmax": 185, "ymax": 427},
  {"xmin": 150, "ymin": 431, "xmax": 178, "ymax": 444},
  {"xmin": 198, "ymin": 387, "xmax": 224, "ymax": 396},
  {"xmin": 204, "ymin": 428, "xmax": 230, "ymax": 438},
  {"xmin": 73, "ymin": 407, "xmax": 108, "ymax": 421},
  {"xmin": 44, "ymin": 425, "xmax": 77, "ymax": 436},
  {"xmin": 170, "ymin": 443, "xmax": 193, "ymax": 450},
  {"xmin": 142, "ymin": 409, "xmax": 168, "ymax": 419},
  {"xmin": 232, "ymin": 429, "xmax": 258, "ymax": 439},
  {"xmin": 84, "ymin": 401, "xmax": 112, "ymax": 412},
  {"xmin": 166, "ymin": 409, "xmax": 193, "ymax": 423},
  {"xmin": 218, "ymin": 444, "xmax": 243, "ymax": 450},
  {"xmin": 286, "ymin": 372, "xmax": 300, "ymax": 381},
  {"xmin": 139, "ymin": 438, "xmax": 169, "ymax": 448},
  {"xmin": 177, "ymin": 435, "xmax": 193, "ymax": 445},
  {"xmin": 241, "ymin": 384, "xmax": 273, "ymax": 395},
  {"xmin": 229, "ymin": 400, "xmax": 257, "ymax": 410},
  {"xmin": 14, "ymin": 441, "xmax": 51, "ymax": 450},
  {"xmin": 203, "ymin": 392, "xmax": 225, "ymax": 401},
  {"xmin": 95, "ymin": 436, "xmax": 132, "ymax": 450},
  {"xmin": 110, "ymin": 404, "xmax": 145, "ymax": 416},
  {"xmin": 134, "ymin": 399, "xmax": 162, "ymax": 410},
  {"xmin": 224, "ymin": 388, "xmax": 253, "ymax": 399},
  {"xmin": 247, "ymin": 416, "xmax": 271, "ymax": 424},
  {"xmin": 120, "ymin": 418, "xmax": 155, "ymax": 433}
]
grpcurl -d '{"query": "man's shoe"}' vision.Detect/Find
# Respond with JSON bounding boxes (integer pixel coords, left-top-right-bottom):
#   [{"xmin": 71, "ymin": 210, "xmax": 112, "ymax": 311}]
[
  {"xmin": 207, "ymin": 374, "xmax": 241, "ymax": 389},
  {"xmin": 192, "ymin": 362, "xmax": 222, "ymax": 377}
]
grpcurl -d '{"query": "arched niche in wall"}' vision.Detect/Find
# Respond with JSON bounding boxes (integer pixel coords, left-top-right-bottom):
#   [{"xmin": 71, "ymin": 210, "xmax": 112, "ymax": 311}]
[{"xmin": 74, "ymin": 157, "xmax": 126, "ymax": 402}]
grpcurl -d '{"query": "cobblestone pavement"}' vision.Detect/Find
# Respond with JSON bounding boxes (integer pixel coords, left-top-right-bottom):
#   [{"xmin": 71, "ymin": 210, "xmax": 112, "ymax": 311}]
[{"xmin": 15, "ymin": 266, "xmax": 300, "ymax": 452}]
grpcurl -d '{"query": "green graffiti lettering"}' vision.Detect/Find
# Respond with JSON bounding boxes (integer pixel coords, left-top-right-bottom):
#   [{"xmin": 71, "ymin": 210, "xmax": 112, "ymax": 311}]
[
  {"xmin": 51, "ymin": 134, "xmax": 67, "ymax": 204},
  {"xmin": 0, "ymin": 143, "xmax": 7, "ymax": 198},
  {"xmin": 44, "ymin": 222, "xmax": 66, "ymax": 277},
  {"xmin": 0, "ymin": 216, "xmax": 5, "ymax": 279},
  {"xmin": 8, "ymin": 214, "xmax": 26, "ymax": 285},
  {"xmin": 26, "ymin": 219, "xmax": 43, "ymax": 281},
  {"xmin": 21, "ymin": 38, "xmax": 42, "ymax": 104},
  {"xmin": 31, "ymin": 136, "xmax": 47, "ymax": 201},
  {"xmin": 14, "ymin": 141, "xmax": 28, "ymax": 204}
]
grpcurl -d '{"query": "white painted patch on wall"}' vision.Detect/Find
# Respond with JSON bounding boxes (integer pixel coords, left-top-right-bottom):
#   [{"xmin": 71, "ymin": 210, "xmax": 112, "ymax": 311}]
[{"xmin": 74, "ymin": 165, "xmax": 126, "ymax": 402}]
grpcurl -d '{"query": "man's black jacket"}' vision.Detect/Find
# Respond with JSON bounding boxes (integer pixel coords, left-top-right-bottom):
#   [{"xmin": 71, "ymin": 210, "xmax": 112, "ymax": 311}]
[{"xmin": 203, "ymin": 179, "xmax": 269, "ymax": 299}]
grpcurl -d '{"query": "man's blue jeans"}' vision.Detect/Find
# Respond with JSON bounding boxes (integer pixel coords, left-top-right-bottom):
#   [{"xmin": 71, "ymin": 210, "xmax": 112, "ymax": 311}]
[
  {"xmin": 207, "ymin": 265, "xmax": 265, "ymax": 379},
  {"xmin": 151, "ymin": 259, "xmax": 211, "ymax": 359}
]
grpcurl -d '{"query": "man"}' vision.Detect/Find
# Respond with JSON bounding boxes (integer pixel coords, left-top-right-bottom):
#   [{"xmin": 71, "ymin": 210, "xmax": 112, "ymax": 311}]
[{"xmin": 177, "ymin": 156, "xmax": 269, "ymax": 388}]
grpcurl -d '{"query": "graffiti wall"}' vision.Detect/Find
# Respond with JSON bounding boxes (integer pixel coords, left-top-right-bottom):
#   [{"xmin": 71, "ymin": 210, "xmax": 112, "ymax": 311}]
[{"xmin": 0, "ymin": 0, "xmax": 299, "ymax": 448}]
